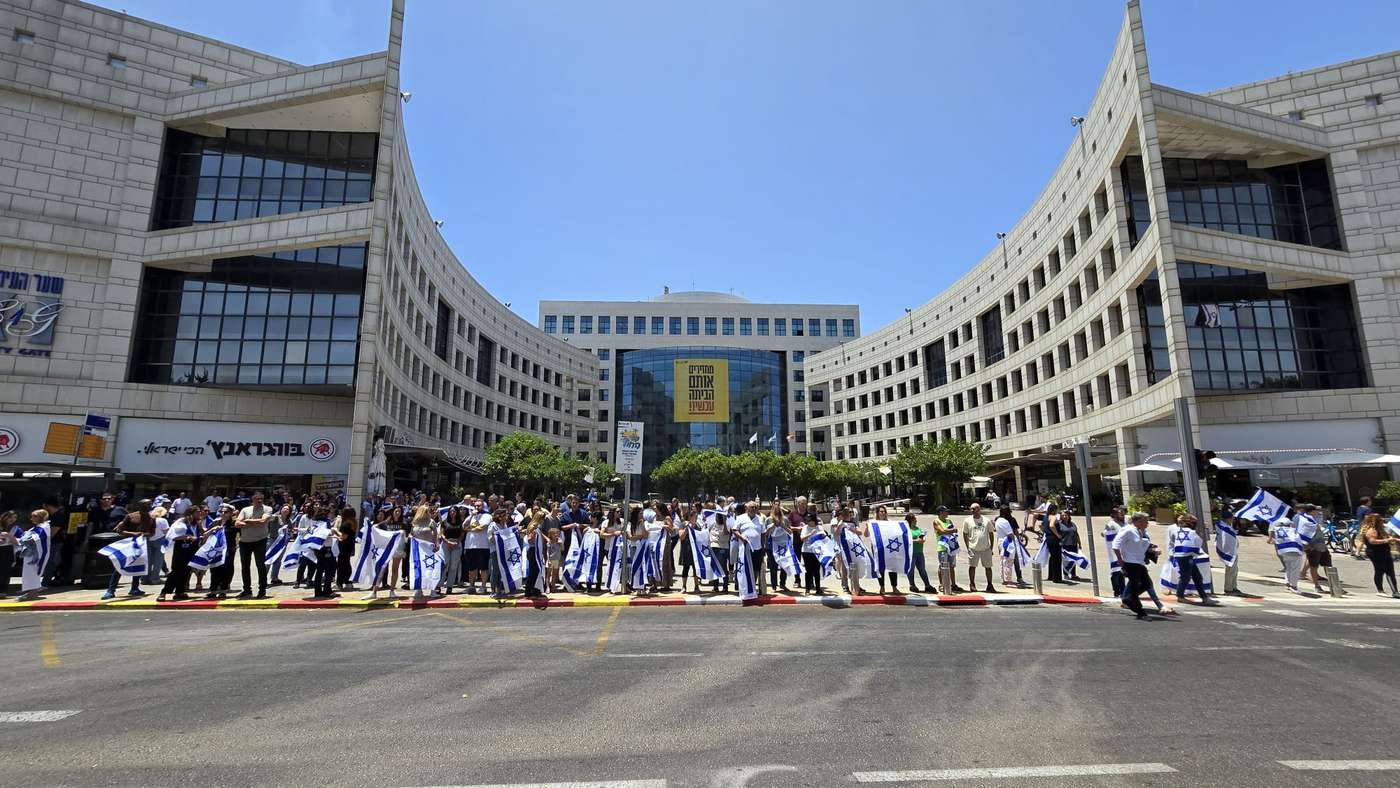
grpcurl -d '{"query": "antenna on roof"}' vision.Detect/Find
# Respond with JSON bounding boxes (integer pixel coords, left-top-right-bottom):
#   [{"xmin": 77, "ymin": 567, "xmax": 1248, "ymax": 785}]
[{"xmin": 663, "ymin": 286, "xmax": 669, "ymax": 295}]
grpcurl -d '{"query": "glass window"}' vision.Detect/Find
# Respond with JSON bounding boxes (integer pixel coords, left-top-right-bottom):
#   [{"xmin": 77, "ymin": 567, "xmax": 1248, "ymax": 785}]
[
  {"xmin": 722, "ymin": 317, "xmax": 734, "ymax": 335},
  {"xmin": 651, "ymin": 316, "xmax": 664, "ymax": 335},
  {"xmin": 687, "ymin": 317, "xmax": 700, "ymax": 335},
  {"xmin": 809, "ymin": 319, "xmax": 821, "ymax": 337},
  {"xmin": 130, "ymin": 243, "xmax": 366, "ymax": 389},
  {"xmin": 562, "ymin": 316, "xmax": 574, "ymax": 334},
  {"xmin": 825, "ymin": 318, "xmax": 837, "ymax": 337},
  {"xmin": 616, "ymin": 315, "xmax": 628, "ymax": 335},
  {"xmin": 598, "ymin": 316, "xmax": 611, "ymax": 334},
  {"xmin": 775, "ymin": 319, "xmax": 787, "ymax": 337},
  {"xmin": 758, "ymin": 318, "xmax": 769, "ymax": 336},
  {"xmin": 792, "ymin": 350, "xmax": 805, "ymax": 362},
  {"xmin": 739, "ymin": 318, "xmax": 752, "ymax": 336},
  {"xmin": 979, "ymin": 306, "xmax": 1005, "ymax": 366},
  {"xmin": 598, "ymin": 349, "xmax": 610, "ymax": 360},
  {"xmin": 543, "ymin": 315, "xmax": 557, "ymax": 334},
  {"xmin": 579, "ymin": 316, "xmax": 592, "ymax": 334},
  {"xmin": 153, "ymin": 128, "xmax": 378, "ymax": 230},
  {"xmin": 792, "ymin": 319, "xmax": 804, "ymax": 336},
  {"xmin": 669, "ymin": 317, "xmax": 681, "ymax": 335},
  {"xmin": 704, "ymin": 317, "xmax": 717, "ymax": 335},
  {"xmin": 842, "ymin": 319, "xmax": 856, "ymax": 337}
]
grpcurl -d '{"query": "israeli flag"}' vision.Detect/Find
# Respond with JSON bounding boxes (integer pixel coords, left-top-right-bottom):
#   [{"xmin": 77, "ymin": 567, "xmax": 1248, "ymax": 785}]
[
  {"xmin": 1388, "ymin": 508, "xmax": 1400, "ymax": 538},
  {"xmin": 939, "ymin": 531, "xmax": 960, "ymax": 556},
  {"xmin": 189, "ymin": 528, "xmax": 227, "ymax": 571},
  {"xmin": 684, "ymin": 525, "xmax": 726, "ymax": 582},
  {"xmin": 1295, "ymin": 512, "xmax": 1319, "ymax": 544},
  {"xmin": 352, "ymin": 526, "xmax": 401, "ymax": 588},
  {"xmin": 530, "ymin": 530, "xmax": 549, "ymax": 595},
  {"xmin": 1160, "ymin": 554, "xmax": 1214, "ymax": 594},
  {"xmin": 1102, "ymin": 526, "xmax": 1121, "ymax": 572},
  {"xmin": 1214, "ymin": 520, "xmax": 1238, "ymax": 567},
  {"xmin": 999, "ymin": 534, "xmax": 1031, "ymax": 567},
  {"xmin": 869, "ymin": 520, "xmax": 913, "ymax": 576},
  {"xmin": 603, "ymin": 534, "xmax": 627, "ymax": 593},
  {"xmin": 768, "ymin": 526, "xmax": 802, "ymax": 581},
  {"xmin": 837, "ymin": 525, "xmax": 870, "ymax": 571},
  {"xmin": 264, "ymin": 529, "xmax": 289, "ymax": 567},
  {"xmin": 647, "ymin": 525, "xmax": 668, "ymax": 579},
  {"xmin": 303, "ymin": 523, "xmax": 339, "ymax": 559},
  {"xmin": 562, "ymin": 529, "xmax": 601, "ymax": 591},
  {"xmin": 492, "ymin": 526, "xmax": 527, "ymax": 593},
  {"xmin": 281, "ymin": 530, "xmax": 304, "ymax": 571},
  {"xmin": 99, "ymin": 535, "xmax": 148, "ymax": 577},
  {"xmin": 1062, "ymin": 549, "xmax": 1090, "ymax": 572},
  {"xmin": 732, "ymin": 540, "xmax": 757, "ymax": 601},
  {"xmin": 630, "ymin": 535, "xmax": 658, "ymax": 589},
  {"xmin": 18, "ymin": 523, "xmax": 51, "ymax": 573},
  {"xmin": 407, "ymin": 537, "xmax": 441, "ymax": 593},
  {"xmin": 1234, "ymin": 488, "xmax": 1291, "ymax": 526},
  {"xmin": 804, "ymin": 531, "xmax": 838, "ymax": 577}
]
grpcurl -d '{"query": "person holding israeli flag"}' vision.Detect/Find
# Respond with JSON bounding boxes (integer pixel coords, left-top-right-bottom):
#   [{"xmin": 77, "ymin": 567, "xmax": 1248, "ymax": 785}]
[
  {"xmin": 1293, "ymin": 503, "xmax": 1330, "ymax": 595},
  {"xmin": 765, "ymin": 503, "xmax": 801, "ymax": 593},
  {"xmin": 626, "ymin": 505, "xmax": 656, "ymax": 596},
  {"xmin": 835, "ymin": 506, "xmax": 871, "ymax": 595},
  {"xmin": 145, "ymin": 504, "xmax": 169, "ymax": 586},
  {"xmin": 932, "ymin": 506, "xmax": 964, "ymax": 593},
  {"xmin": 869, "ymin": 507, "xmax": 912, "ymax": 594},
  {"xmin": 1268, "ymin": 509, "xmax": 1307, "ymax": 594},
  {"xmin": 995, "ymin": 506, "xmax": 1030, "ymax": 589},
  {"xmin": 599, "ymin": 506, "xmax": 628, "ymax": 594},
  {"xmin": 264, "ymin": 505, "xmax": 296, "ymax": 587},
  {"xmin": 16, "ymin": 509, "xmax": 53, "ymax": 602},
  {"xmin": 406, "ymin": 504, "xmax": 442, "ymax": 601},
  {"xmin": 678, "ymin": 507, "xmax": 722, "ymax": 593},
  {"xmin": 562, "ymin": 509, "xmax": 602, "ymax": 593},
  {"xmin": 729, "ymin": 501, "xmax": 767, "ymax": 596},
  {"xmin": 1102, "ymin": 507, "xmax": 1127, "ymax": 596},
  {"xmin": 157, "ymin": 507, "xmax": 203, "ymax": 601},
  {"xmin": 1163, "ymin": 514, "xmax": 1216, "ymax": 605},
  {"xmin": 1234, "ymin": 487, "xmax": 1291, "ymax": 527},
  {"xmin": 489, "ymin": 507, "xmax": 526, "ymax": 598},
  {"xmin": 203, "ymin": 504, "xmax": 239, "ymax": 600},
  {"xmin": 101, "ymin": 509, "xmax": 153, "ymax": 600},
  {"xmin": 1214, "ymin": 514, "xmax": 1241, "ymax": 595},
  {"xmin": 798, "ymin": 511, "xmax": 832, "ymax": 595},
  {"xmin": 358, "ymin": 514, "xmax": 404, "ymax": 600}
]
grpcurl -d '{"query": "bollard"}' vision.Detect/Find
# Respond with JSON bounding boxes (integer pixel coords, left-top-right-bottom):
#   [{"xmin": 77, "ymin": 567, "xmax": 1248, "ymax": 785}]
[
  {"xmin": 1325, "ymin": 566, "xmax": 1345, "ymax": 598},
  {"xmin": 1031, "ymin": 562, "xmax": 1044, "ymax": 596},
  {"xmin": 939, "ymin": 563, "xmax": 953, "ymax": 595}
]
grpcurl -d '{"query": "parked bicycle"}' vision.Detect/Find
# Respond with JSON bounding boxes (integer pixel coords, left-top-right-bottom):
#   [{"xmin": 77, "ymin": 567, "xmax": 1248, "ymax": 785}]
[{"xmin": 1325, "ymin": 518, "xmax": 1360, "ymax": 555}]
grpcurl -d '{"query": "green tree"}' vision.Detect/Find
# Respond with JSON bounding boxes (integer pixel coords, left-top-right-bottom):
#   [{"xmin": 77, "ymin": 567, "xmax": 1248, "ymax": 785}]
[
  {"xmin": 483, "ymin": 432, "xmax": 574, "ymax": 497},
  {"xmin": 890, "ymin": 439, "xmax": 987, "ymax": 506}
]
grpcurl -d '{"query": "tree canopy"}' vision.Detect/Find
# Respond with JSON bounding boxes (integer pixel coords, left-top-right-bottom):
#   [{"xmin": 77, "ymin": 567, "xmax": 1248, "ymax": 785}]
[
  {"xmin": 889, "ymin": 438, "xmax": 987, "ymax": 504},
  {"xmin": 647, "ymin": 449, "xmax": 887, "ymax": 500},
  {"xmin": 483, "ymin": 432, "xmax": 616, "ymax": 498}
]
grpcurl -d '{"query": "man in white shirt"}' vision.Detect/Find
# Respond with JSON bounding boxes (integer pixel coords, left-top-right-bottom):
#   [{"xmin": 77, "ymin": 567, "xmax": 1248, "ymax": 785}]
[
  {"xmin": 731, "ymin": 500, "xmax": 767, "ymax": 595},
  {"xmin": 170, "ymin": 492, "xmax": 192, "ymax": 517},
  {"xmin": 1113, "ymin": 511, "xmax": 1157, "ymax": 620},
  {"xmin": 962, "ymin": 503, "xmax": 997, "ymax": 593},
  {"xmin": 203, "ymin": 490, "xmax": 224, "ymax": 514}
]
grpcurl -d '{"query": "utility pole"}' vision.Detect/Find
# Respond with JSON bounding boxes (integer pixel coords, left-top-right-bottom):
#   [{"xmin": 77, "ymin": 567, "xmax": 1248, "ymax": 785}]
[{"xmin": 1073, "ymin": 437, "xmax": 1100, "ymax": 597}]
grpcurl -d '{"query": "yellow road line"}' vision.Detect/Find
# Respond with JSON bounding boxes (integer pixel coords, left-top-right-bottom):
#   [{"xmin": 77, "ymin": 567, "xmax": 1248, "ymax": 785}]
[
  {"xmin": 41, "ymin": 617, "xmax": 59, "ymax": 667},
  {"xmin": 594, "ymin": 606, "xmax": 622, "ymax": 656}
]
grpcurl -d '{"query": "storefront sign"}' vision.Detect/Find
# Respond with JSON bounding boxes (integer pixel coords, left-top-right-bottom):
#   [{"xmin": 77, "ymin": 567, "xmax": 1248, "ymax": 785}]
[
  {"xmin": 0, "ymin": 268, "xmax": 64, "ymax": 358},
  {"xmin": 115, "ymin": 418, "xmax": 350, "ymax": 475},
  {"xmin": 0, "ymin": 413, "xmax": 93, "ymax": 464},
  {"xmin": 673, "ymin": 358, "xmax": 729, "ymax": 423},
  {"xmin": 616, "ymin": 420, "xmax": 644, "ymax": 475}
]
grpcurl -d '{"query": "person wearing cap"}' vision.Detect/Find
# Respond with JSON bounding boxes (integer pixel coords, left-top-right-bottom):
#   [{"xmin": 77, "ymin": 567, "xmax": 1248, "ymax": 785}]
[{"xmin": 933, "ymin": 505, "xmax": 965, "ymax": 593}]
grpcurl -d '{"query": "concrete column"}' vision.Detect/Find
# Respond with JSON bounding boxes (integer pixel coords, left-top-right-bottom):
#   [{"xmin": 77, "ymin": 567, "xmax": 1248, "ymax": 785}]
[{"xmin": 1116, "ymin": 426, "xmax": 1140, "ymax": 506}]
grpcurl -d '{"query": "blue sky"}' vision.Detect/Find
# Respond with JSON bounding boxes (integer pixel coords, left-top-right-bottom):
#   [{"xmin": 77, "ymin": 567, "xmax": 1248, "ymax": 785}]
[{"xmin": 101, "ymin": 0, "xmax": 1400, "ymax": 329}]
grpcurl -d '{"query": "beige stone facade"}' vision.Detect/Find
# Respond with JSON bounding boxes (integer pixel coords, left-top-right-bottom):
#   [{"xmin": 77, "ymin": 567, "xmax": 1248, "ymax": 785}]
[
  {"xmin": 806, "ymin": 1, "xmax": 1400, "ymax": 503},
  {"xmin": 0, "ymin": 0, "xmax": 595, "ymax": 498}
]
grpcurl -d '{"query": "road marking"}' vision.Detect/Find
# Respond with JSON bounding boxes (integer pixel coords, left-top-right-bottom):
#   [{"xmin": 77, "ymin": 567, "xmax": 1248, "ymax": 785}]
[
  {"xmin": 973, "ymin": 648, "xmax": 1121, "ymax": 654},
  {"xmin": 1183, "ymin": 609, "xmax": 1228, "ymax": 618},
  {"xmin": 1221, "ymin": 622, "xmax": 1303, "ymax": 632},
  {"xmin": 0, "ymin": 710, "xmax": 82, "ymax": 723},
  {"xmin": 1265, "ymin": 609, "xmax": 1316, "ymax": 618},
  {"xmin": 1340, "ymin": 608, "xmax": 1400, "ymax": 616},
  {"xmin": 852, "ymin": 763, "xmax": 1177, "ymax": 782},
  {"xmin": 593, "ymin": 606, "xmax": 622, "ymax": 657},
  {"xmin": 1316, "ymin": 638, "xmax": 1389, "ymax": 649},
  {"xmin": 1192, "ymin": 645, "xmax": 1322, "ymax": 651},
  {"xmin": 408, "ymin": 782, "xmax": 666, "ymax": 788},
  {"xmin": 1279, "ymin": 760, "xmax": 1400, "ymax": 771},
  {"xmin": 605, "ymin": 653, "xmax": 702, "ymax": 658},
  {"xmin": 749, "ymin": 650, "xmax": 886, "ymax": 656},
  {"xmin": 41, "ymin": 617, "xmax": 59, "ymax": 667}
]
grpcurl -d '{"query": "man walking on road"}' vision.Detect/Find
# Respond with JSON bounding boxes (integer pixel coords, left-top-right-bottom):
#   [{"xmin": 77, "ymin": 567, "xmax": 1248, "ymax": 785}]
[
  {"xmin": 235, "ymin": 492, "xmax": 272, "ymax": 599},
  {"xmin": 962, "ymin": 503, "xmax": 997, "ymax": 593},
  {"xmin": 1115, "ymin": 511, "xmax": 1160, "ymax": 620}
]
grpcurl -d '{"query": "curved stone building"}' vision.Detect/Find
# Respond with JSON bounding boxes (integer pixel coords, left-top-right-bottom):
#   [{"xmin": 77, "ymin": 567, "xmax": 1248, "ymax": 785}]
[
  {"xmin": 807, "ymin": 1, "xmax": 1400, "ymax": 505},
  {"xmin": 0, "ymin": 0, "xmax": 595, "ymax": 502}
]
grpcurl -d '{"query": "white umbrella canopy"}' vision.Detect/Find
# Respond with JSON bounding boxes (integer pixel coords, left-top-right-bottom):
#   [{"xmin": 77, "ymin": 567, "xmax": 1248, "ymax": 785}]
[
  {"xmin": 1287, "ymin": 451, "xmax": 1400, "ymax": 467},
  {"xmin": 1125, "ymin": 455, "xmax": 1265, "ymax": 472},
  {"xmin": 1124, "ymin": 461, "xmax": 1181, "ymax": 473}
]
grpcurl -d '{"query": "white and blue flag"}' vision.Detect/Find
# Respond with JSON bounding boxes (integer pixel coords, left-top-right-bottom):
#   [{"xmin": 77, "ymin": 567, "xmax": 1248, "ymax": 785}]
[
  {"xmin": 407, "ymin": 537, "xmax": 441, "ymax": 593},
  {"xmin": 264, "ymin": 529, "xmax": 289, "ymax": 567},
  {"xmin": 18, "ymin": 523, "xmax": 51, "ymax": 575},
  {"xmin": 629, "ymin": 534, "xmax": 659, "ymax": 589},
  {"xmin": 530, "ymin": 529, "xmax": 549, "ymax": 595},
  {"xmin": 869, "ymin": 520, "xmax": 913, "ymax": 576},
  {"xmin": 1234, "ymin": 488, "xmax": 1291, "ymax": 526},
  {"xmin": 352, "ymin": 526, "xmax": 401, "ymax": 588},
  {"xmin": 492, "ymin": 526, "xmax": 527, "ymax": 593},
  {"xmin": 1160, "ymin": 554, "xmax": 1214, "ymax": 595},
  {"xmin": 1101, "ymin": 525, "xmax": 1121, "ymax": 572},
  {"xmin": 804, "ymin": 530, "xmax": 838, "ymax": 577},
  {"xmin": 1389, "ymin": 508, "xmax": 1400, "ymax": 538},
  {"xmin": 1000, "ymin": 534, "xmax": 1031, "ymax": 567},
  {"xmin": 767, "ymin": 526, "xmax": 802, "ymax": 581},
  {"xmin": 602, "ymin": 533, "xmax": 627, "ymax": 594},
  {"xmin": 562, "ymin": 529, "xmax": 601, "ymax": 591},
  {"xmin": 189, "ymin": 527, "xmax": 227, "ymax": 572},
  {"xmin": 732, "ymin": 540, "xmax": 757, "ymax": 601},
  {"xmin": 684, "ymin": 525, "xmax": 726, "ymax": 582},
  {"xmin": 837, "ymin": 524, "xmax": 870, "ymax": 575},
  {"xmin": 1214, "ymin": 520, "xmax": 1238, "ymax": 566},
  {"xmin": 1062, "ymin": 549, "xmax": 1090, "ymax": 572},
  {"xmin": 99, "ymin": 535, "xmax": 148, "ymax": 577}
]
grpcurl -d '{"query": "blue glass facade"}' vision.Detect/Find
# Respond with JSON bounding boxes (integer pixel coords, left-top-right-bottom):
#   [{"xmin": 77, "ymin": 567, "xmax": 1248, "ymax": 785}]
[{"xmin": 616, "ymin": 346, "xmax": 786, "ymax": 482}]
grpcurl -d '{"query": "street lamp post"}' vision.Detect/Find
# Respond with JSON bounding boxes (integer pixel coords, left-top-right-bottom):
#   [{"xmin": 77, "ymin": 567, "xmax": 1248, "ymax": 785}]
[{"xmin": 1070, "ymin": 115, "xmax": 1087, "ymax": 159}]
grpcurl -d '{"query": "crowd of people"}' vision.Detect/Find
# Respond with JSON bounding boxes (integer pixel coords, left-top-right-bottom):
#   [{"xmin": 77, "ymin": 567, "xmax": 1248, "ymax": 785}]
[{"xmin": 3, "ymin": 485, "xmax": 1397, "ymax": 608}]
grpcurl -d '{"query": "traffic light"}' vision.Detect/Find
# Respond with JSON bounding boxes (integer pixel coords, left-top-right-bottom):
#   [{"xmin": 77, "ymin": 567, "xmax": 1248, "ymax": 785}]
[{"xmin": 1195, "ymin": 449, "xmax": 1216, "ymax": 477}]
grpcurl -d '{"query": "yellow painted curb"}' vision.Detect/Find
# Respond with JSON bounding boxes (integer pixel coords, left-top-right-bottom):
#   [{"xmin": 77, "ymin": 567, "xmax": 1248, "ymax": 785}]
[
  {"xmin": 458, "ymin": 597, "xmax": 511, "ymax": 608},
  {"xmin": 571, "ymin": 596, "xmax": 629, "ymax": 607},
  {"xmin": 217, "ymin": 599, "xmax": 280, "ymax": 609},
  {"xmin": 0, "ymin": 601, "xmax": 36, "ymax": 609}
]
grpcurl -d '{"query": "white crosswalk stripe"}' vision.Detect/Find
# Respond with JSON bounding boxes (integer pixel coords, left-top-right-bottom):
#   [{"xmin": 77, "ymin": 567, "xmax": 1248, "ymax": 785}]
[
  {"xmin": 1315, "ymin": 638, "xmax": 1388, "ymax": 649},
  {"xmin": 406, "ymin": 782, "xmax": 666, "ymax": 788},
  {"xmin": 0, "ymin": 710, "xmax": 82, "ymax": 723},
  {"xmin": 1279, "ymin": 760, "xmax": 1400, "ymax": 771},
  {"xmin": 852, "ymin": 763, "xmax": 1177, "ymax": 782}
]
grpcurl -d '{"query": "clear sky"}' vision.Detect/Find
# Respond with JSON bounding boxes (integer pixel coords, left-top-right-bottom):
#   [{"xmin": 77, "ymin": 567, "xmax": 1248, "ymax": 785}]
[{"xmin": 98, "ymin": 0, "xmax": 1400, "ymax": 330}]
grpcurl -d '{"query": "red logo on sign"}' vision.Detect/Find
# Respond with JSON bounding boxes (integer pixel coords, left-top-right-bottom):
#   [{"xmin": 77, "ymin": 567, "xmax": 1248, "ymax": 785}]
[
  {"xmin": 0, "ymin": 428, "xmax": 17, "ymax": 456},
  {"xmin": 309, "ymin": 437, "xmax": 336, "ymax": 462}
]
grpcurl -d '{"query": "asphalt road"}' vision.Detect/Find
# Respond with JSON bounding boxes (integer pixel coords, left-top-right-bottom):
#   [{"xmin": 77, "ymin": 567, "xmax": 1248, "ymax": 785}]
[{"xmin": 3, "ymin": 602, "xmax": 1399, "ymax": 787}]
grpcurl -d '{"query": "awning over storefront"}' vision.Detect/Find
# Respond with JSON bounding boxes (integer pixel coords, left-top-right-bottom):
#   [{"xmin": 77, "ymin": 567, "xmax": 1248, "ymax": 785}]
[
  {"xmin": 986, "ymin": 446, "xmax": 1117, "ymax": 468},
  {"xmin": 1126, "ymin": 448, "xmax": 1393, "ymax": 471},
  {"xmin": 383, "ymin": 444, "xmax": 484, "ymax": 474}
]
